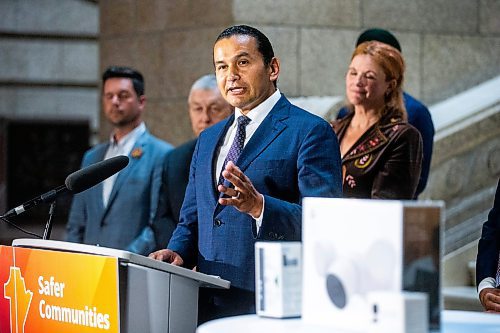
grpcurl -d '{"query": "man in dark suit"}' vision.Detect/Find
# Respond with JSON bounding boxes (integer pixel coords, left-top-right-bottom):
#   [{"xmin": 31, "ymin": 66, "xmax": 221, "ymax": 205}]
[
  {"xmin": 162, "ymin": 74, "xmax": 233, "ymax": 238},
  {"xmin": 337, "ymin": 28, "xmax": 435, "ymax": 197},
  {"xmin": 150, "ymin": 25, "xmax": 342, "ymax": 323},
  {"xmin": 66, "ymin": 66, "xmax": 173, "ymax": 255},
  {"xmin": 477, "ymin": 178, "xmax": 500, "ymax": 312}
]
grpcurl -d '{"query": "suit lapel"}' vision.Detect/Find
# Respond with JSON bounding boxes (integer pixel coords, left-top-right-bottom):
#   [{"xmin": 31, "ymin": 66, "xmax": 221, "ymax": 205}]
[
  {"xmin": 104, "ymin": 132, "xmax": 149, "ymax": 214},
  {"xmin": 237, "ymin": 99, "xmax": 289, "ymax": 172},
  {"xmin": 205, "ymin": 115, "xmax": 235, "ymax": 202},
  {"xmin": 213, "ymin": 96, "xmax": 289, "ymax": 215}
]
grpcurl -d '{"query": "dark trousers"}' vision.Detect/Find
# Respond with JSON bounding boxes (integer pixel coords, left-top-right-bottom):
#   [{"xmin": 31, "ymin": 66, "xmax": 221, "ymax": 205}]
[{"xmin": 197, "ymin": 287, "xmax": 255, "ymax": 325}]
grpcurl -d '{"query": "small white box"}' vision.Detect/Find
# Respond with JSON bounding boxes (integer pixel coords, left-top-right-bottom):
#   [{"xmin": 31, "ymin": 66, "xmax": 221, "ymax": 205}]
[
  {"xmin": 255, "ymin": 241, "xmax": 302, "ymax": 318},
  {"xmin": 367, "ymin": 291, "xmax": 428, "ymax": 333}
]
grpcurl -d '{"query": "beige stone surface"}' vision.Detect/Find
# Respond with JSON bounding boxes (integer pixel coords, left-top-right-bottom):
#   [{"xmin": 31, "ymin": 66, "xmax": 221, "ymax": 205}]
[
  {"xmin": 480, "ymin": 0, "xmax": 500, "ymax": 34},
  {"xmin": 0, "ymin": 39, "xmax": 98, "ymax": 82},
  {"xmin": 134, "ymin": 34, "xmax": 164, "ymax": 100},
  {"xmin": 0, "ymin": 0, "xmax": 98, "ymax": 34},
  {"xmin": 100, "ymin": 0, "xmax": 136, "ymax": 36},
  {"xmin": 98, "ymin": 0, "xmax": 500, "ymax": 138},
  {"xmin": 160, "ymin": 27, "xmax": 224, "ymax": 99},
  {"xmin": 137, "ymin": 0, "xmax": 233, "ymax": 32},
  {"xmin": 363, "ymin": 0, "xmax": 478, "ymax": 33},
  {"xmin": 145, "ymin": 99, "xmax": 194, "ymax": 146},
  {"xmin": 0, "ymin": 87, "xmax": 98, "ymax": 128},
  {"xmin": 422, "ymin": 35, "xmax": 500, "ymax": 104},
  {"xmin": 60, "ymin": 43, "xmax": 99, "ymax": 81},
  {"xmin": 254, "ymin": 25, "xmax": 299, "ymax": 96},
  {"xmin": 0, "ymin": 40, "xmax": 57, "ymax": 80},
  {"xmin": 395, "ymin": 32, "xmax": 422, "ymax": 99},
  {"xmin": 299, "ymin": 28, "xmax": 358, "ymax": 97},
  {"xmin": 234, "ymin": 0, "xmax": 360, "ymax": 27},
  {"xmin": 443, "ymin": 242, "xmax": 478, "ymax": 286},
  {"xmin": 100, "ymin": 36, "xmax": 138, "ymax": 70}
]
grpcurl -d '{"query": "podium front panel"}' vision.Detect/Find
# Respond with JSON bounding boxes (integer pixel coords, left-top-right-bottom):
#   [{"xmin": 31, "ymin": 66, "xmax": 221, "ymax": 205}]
[
  {"xmin": 0, "ymin": 245, "xmax": 120, "ymax": 333},
  {"xmin": 6, "ymin": 239, "xmax": 230, "ymax": 333}
]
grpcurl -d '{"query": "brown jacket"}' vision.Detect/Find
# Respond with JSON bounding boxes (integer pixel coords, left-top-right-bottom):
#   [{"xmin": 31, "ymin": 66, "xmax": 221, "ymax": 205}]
[{"xmin": 332, "ymin": 110, "xmax": 423, "ymax": 199}]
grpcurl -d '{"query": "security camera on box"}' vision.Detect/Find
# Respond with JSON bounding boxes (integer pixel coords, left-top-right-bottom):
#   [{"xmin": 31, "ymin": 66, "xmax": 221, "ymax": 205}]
[{"xmin": 302, "ymin": 198, "xmax": 443, "ymax": 332}]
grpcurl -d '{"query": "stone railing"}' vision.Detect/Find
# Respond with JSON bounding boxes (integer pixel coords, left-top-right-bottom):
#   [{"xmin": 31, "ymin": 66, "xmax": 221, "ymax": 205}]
[
  {"xmin": 422, "ymin": 75, "xmax": 500, "ymax": 255},
  {"xmin": 422, "ymin": 76, "xmax": 500, "ymax": 309}
]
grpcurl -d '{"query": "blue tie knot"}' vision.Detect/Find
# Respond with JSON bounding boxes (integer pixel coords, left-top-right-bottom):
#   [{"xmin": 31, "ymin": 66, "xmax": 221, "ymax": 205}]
[{"xmin": 237, "ymin": 115, "xmax": 251, "ymax": 127}]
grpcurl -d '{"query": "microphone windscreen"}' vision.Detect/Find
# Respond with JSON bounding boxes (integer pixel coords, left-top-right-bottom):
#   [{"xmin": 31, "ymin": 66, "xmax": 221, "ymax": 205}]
[{"xmin": 65, "ymin": 155, "xmax": 129, "ymax": 193}]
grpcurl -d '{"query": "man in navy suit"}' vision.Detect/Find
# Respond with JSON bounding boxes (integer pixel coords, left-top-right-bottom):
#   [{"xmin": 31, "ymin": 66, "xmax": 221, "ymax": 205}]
[
  {"xmin": 162, "ymin": 74, "xmax": 233, "ymax": 239},
  {"xmin": 150, "ymin": 25, "xmax": 342, "ymax": 323},
  {"xmin": 337, "ymin": 28, "xmax": 435, "ymax": 197},
  {"xmin": 66, "ymin": 66, "xmax": 173, "ymax": 255},
  {"xmin": 477, "ymin": 178, "xmax": 500, "ymax": 312}
]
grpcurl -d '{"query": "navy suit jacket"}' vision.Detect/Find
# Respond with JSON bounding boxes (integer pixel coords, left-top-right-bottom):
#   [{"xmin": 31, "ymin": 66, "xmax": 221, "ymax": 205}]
[
  {"xmin": 476, "ymin": 178, "xmax": 500, "ymax": 286},
  {"xmin": 66, "ymin": 130, "xmax": 173, "ymax": 255},
  {"xmin": 161, "ymin": 138, "xmax": 197, "ymax": 243},
  {"xmin": 167, "ymin": 95, "xmax": 342, "ymax": 292},
  {"xmin": 337, "ymin": 92, "xmax": 434, "ymax": 196}
]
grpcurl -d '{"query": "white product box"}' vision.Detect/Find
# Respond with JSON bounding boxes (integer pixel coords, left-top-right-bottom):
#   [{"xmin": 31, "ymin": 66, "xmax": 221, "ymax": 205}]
[
  {"xmin": 255, "ymin": 241, "xmax": 302, "ymax": 318},
  {"xmin": 367, "ymin": 291, "xmax": 428, "ymax": 333},
  {"xmin": 301, "ymin": 198, "xmax": 443, "ymax": 332}
]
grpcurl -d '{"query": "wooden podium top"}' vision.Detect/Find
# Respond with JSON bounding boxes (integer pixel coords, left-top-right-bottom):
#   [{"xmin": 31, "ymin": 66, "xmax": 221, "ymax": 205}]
[{"xmin": 12, "ymin": 238, "xmax": 230, "ymax": 289}]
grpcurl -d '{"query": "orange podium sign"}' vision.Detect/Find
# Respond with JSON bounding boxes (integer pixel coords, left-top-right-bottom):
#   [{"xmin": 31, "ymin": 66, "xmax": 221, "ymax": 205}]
[{"xmin": 0, "ymin": 245, "xmax": 119, "ymax": 333}]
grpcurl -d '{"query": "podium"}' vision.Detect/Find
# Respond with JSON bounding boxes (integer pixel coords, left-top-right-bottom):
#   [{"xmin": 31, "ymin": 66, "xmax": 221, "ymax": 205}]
[{"xmin": 0, "ymin": 239, "xmax": 229, "ymax": 333}]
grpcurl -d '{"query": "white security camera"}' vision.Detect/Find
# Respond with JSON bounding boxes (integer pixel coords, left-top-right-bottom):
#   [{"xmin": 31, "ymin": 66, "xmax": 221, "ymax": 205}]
[{"xmin": 321, "ymin": 240, "xmax": 396, "ymax": 309}]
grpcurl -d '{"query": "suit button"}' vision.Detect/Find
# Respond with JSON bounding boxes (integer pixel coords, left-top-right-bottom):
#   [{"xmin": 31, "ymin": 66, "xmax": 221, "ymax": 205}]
[{"xmin": 214, "ymin": 219, "xmax": 222, "ymax": 227}]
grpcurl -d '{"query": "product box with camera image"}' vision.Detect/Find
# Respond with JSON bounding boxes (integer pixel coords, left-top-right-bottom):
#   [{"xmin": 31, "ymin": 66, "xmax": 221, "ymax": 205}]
[{"xmin": 301, "ymin": 198, "xmax": 443, "ymax": 332}]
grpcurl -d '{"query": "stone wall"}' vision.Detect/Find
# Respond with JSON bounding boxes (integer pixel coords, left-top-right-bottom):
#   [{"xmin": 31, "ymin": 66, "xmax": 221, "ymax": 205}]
[
  {"xmin": 99, "ymin": 0, "xmax": 500, "ymax": 146},
  {"xmin": 0, "ymin": 0, "xmax": 99, "ymax": 243},
  {"xmin": 0, "ymin": 0, "xmax": 99, "ymax": 133},
  {"xmin": 99, "ymin": 0, "xmax": 234, "ymax": 145}
]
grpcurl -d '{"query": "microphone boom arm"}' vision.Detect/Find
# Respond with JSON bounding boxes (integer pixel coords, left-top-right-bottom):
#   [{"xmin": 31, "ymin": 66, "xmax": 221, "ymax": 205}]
[{"xmin": 1, "ymin": 185, "xmax": 68, "ymax": 219}]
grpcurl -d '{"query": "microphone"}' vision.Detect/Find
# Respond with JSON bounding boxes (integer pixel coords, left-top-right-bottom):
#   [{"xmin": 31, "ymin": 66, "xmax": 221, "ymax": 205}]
[
  {"xmin": 1, "ymin": 155, "xmax": 129, "ymax": 219},
  {"xmin": 65, "ymin": 155, "xmax": 129, "ymax": 193}
]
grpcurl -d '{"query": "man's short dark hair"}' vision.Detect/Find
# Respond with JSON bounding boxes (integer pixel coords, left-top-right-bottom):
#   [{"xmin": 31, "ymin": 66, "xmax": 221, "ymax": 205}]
[
  {"xmin": 215, "ymin": 25, "xmax": 275, "ymax": 67},
  {"xmin": 102, "ymin": 66, "xmax": 145, "ymax": 96}
]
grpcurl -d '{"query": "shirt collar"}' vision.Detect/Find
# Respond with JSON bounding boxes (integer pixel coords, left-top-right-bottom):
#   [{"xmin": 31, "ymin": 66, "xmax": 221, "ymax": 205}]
[
  {"xmin": 234, "ymin": 89, "xmax": 281, "ymax": 125},
  {"xmin": 109, "ymin": 122, "xmax": 146, "ymax": 147}
]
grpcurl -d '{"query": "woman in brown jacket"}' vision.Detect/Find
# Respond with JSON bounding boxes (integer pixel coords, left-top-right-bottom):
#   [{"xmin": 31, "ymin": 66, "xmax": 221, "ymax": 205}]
[{"xmin": 332, "ymin": 41, "xmax": 422, "ymax": 199}]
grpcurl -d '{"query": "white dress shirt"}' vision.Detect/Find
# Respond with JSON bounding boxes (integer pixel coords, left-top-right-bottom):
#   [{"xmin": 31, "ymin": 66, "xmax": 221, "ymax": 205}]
[
  {"xmin": 478, "ymin": 277, "xmax": 497, "ymax": 296},
  {"xmin": 102, "ymin": 122, "xmax": 146, "ymax": 207},
  {"xmin": 215, "ymin": 89, "xmax": 281, "ymax": 230}
]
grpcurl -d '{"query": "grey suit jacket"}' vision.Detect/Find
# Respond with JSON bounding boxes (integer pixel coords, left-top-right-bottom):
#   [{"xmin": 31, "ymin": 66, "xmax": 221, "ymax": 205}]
[{"xmin": 66, "ymin": 130, "xmax": 173, "ymax": 255}]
